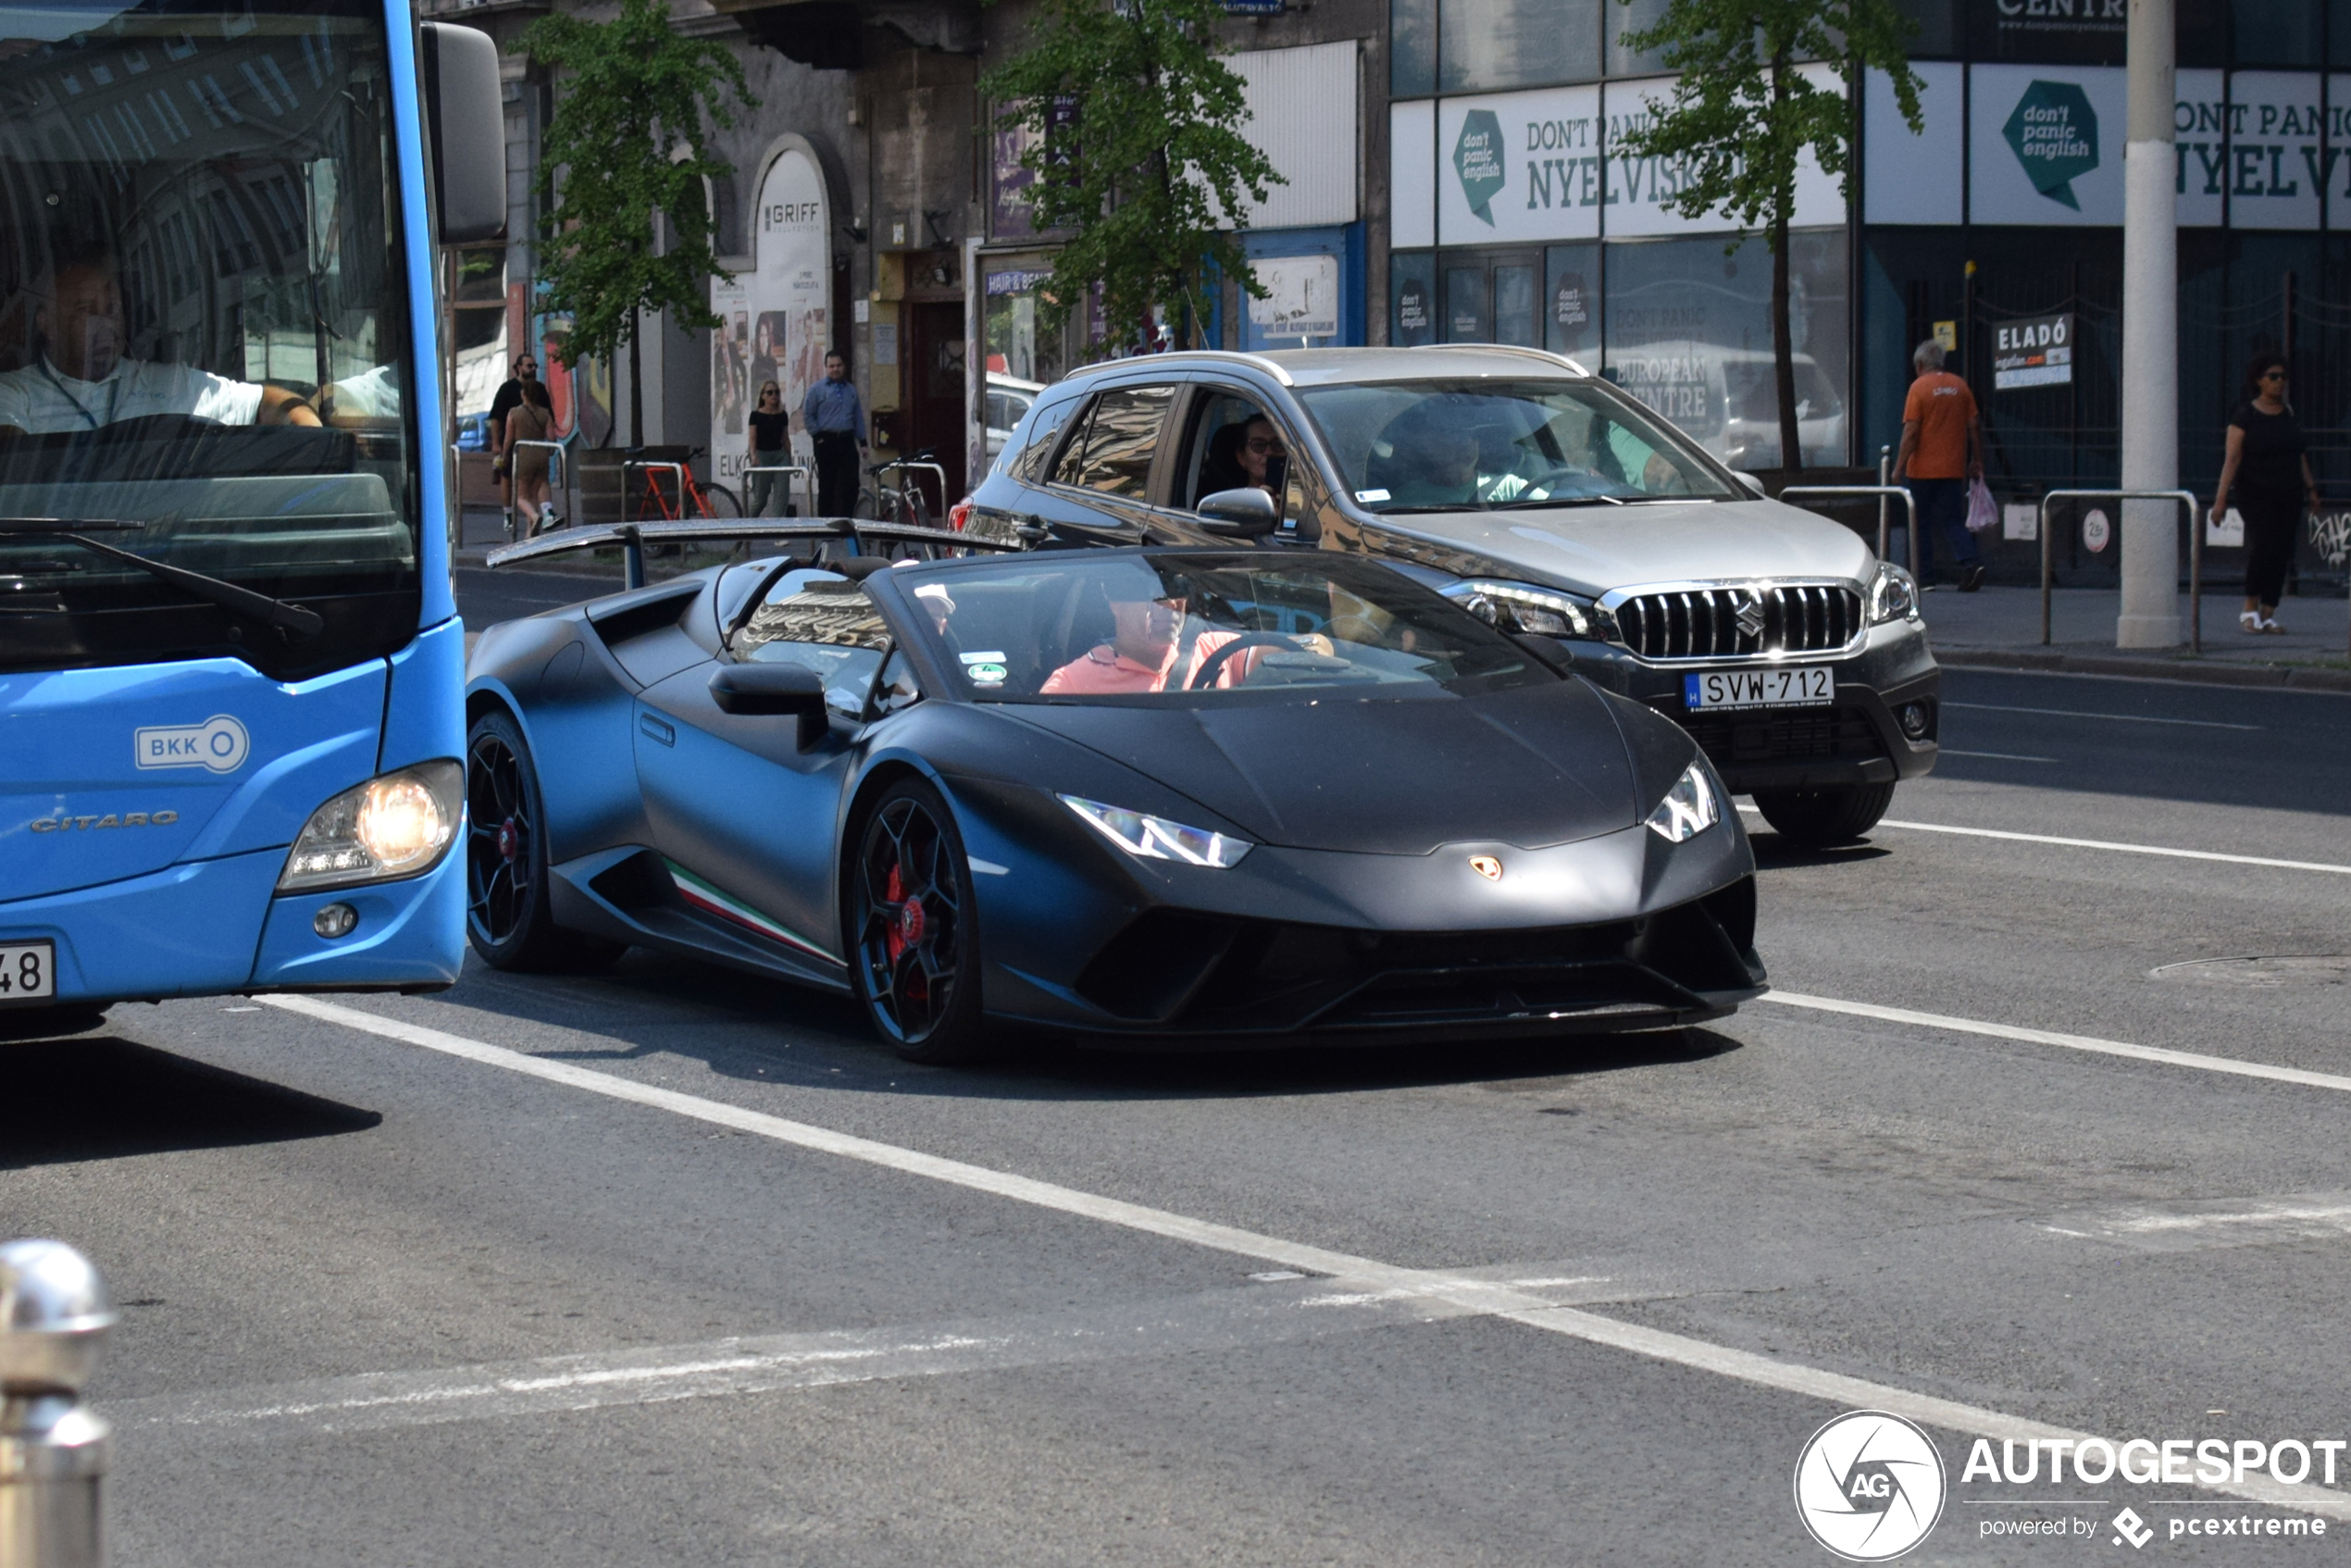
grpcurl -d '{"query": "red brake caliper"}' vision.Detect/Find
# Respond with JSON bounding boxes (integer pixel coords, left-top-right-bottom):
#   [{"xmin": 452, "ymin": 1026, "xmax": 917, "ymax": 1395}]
[{"xmin": 884, "ymin": 864, "xmax": 907, "ymax": 961}]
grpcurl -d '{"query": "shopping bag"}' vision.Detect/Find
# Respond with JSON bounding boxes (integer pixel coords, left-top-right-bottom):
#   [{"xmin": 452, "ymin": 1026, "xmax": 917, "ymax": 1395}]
[{"xmin": 1964, "ymin": 477, "xmax": 1997, "ymax": 532}]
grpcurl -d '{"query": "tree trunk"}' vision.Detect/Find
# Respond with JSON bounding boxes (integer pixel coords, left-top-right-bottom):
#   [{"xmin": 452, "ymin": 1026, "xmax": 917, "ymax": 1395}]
[
  {"xmin": 628, "ymin": 306, "xmax": 645, "ymax": 450},
  {"xmin": 1770, "ymin": 54, "xmax": 1801, "ymax": 474}
]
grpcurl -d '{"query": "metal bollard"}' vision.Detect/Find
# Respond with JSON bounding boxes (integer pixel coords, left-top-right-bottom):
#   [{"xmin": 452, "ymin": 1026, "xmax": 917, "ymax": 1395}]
[{"xmin": 0, "ymin": 1241, "xmax": 113, "ymax": 1568}]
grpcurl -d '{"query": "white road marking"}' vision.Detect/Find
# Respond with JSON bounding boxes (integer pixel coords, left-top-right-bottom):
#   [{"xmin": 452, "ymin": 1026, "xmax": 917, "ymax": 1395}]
[
  {"xmin": 2036, "ymin": 1194, "xmax": 2351, "ymax": 1252},
  {"xmin": 1937, "ymin": 749, "xmax": 2058, "ymax": 763},
  {"xmin": 1943, "ymin": 701, "xmax": 2261, "ymax": 731},
  {"xmin": 1762, "ymin": 990, "xmax": 2351, "ymax": 1095},
  {"xmin": 1735, "ymin": 804, "xmax": 2351, "ymax": 877},
  {"xmin": 254, "ymin": 992, "xmax": 2351, "ymax": 1518}
]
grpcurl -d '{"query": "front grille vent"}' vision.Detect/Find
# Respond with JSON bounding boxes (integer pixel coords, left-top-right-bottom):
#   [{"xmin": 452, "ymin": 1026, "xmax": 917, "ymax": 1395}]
[{"xmin": 1611, "ymin": 584, "xmax": 1862, "ymax": 662}]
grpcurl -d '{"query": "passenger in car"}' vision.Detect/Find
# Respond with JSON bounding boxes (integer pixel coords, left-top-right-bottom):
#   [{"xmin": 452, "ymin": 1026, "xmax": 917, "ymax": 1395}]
[
  {"xmin": 1039, "ymin": 579, "xmax": 1254, "ymax": 694},
  {"xmin": 1198, "ymin": 414, "xmax": 1287, "ymax": 507},
  {"xmin": 1371, "ymin": 407, "xmax": 1483, "ymax": 507}
]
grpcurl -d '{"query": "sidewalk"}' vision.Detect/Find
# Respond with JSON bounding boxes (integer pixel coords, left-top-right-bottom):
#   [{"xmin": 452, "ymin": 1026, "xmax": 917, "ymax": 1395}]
[{"xmin": 1922, "ymin": 585, "xmax": 2351, "ymax": 691}]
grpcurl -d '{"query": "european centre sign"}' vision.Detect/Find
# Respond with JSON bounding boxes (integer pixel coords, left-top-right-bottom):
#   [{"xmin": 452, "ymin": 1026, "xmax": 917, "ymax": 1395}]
[{"xmin": 1993, "ymin": 312, "xmax": 2074, "ymax": 390}]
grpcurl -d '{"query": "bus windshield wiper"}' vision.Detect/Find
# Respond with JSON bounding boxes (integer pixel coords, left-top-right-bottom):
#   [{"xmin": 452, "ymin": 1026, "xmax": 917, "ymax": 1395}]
[{"xmin": 0, "ymin": 518, "xmax": 324, "ymax": 637}]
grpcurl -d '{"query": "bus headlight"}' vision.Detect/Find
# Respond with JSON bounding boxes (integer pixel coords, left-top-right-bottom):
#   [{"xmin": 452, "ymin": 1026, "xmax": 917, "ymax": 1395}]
[{"xmin": 279, "ymin": 760, "xmax": 464, "ymax": 891}]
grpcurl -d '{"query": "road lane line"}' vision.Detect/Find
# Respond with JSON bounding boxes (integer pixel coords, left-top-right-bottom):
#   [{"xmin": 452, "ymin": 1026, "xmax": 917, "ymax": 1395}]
[
  {"xmin": 253, "ymin": 991, "xmax": 2351, "ymax": 1518},
  {"xmin": 1735, "ymin": 804, "xmax": 2351, "ymax": 876},
  {"xmin": 1943, "ymin": 702, "xmax": 2261, "ymax": 731},
  {"xmin": 1937, "ymin": 750, "xmax": 2058, "ymax": 763},
  {"xmin": 1761, "ymin": 991, "xmax": 2351, "ymax": 1094}
]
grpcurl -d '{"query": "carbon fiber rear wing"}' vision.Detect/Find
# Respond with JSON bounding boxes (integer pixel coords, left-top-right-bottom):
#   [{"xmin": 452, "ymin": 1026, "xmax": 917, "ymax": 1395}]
[{"xmin": 484, "ymin": 517, "xmax": 1021, "ymax": 589}]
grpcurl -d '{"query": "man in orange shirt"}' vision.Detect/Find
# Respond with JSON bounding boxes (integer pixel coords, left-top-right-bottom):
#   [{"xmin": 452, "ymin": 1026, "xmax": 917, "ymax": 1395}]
[
  {"xmin": 1893, "ymin": 338, "xmax": 1986, "ymax": 592},
  {"xmin": 1040, "ymin": 582, "xmax": 1251, "ymax": 694}
]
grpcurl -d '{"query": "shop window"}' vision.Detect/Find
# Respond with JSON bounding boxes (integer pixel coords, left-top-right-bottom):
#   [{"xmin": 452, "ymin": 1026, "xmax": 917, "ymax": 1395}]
[
  {"xmin": 1494, "ymin": 263, "xmax": 1538, "ymax": 347},
  {"xmin": 1607, "ymin": 0, "xmax": 1672, "ymax": 80},
  {"xmin": 1545, "ymin": 243, "xmax": 1599, "ymax": 360},
  {"xmin": 1446, "ymin": 264, "xmax": 1488, "ymax": 342},
  {"xmin": 1440, "ymin": 0, "xmax": 1599, "ymax": 93},
  {"xmin": 1392, "ymin": 0, "xmax": 1436, "ymax": 96},
  {"xmin": 1893, "ymin": 0, "xmax": 1955, "ymax": 55},
  {"xmin": 1393, "ymin": 253, "xmax": 1437, "ymax": 345},
  {"xmin": 2232, "ymin": 0, "xmax": 2317, "ymax": 64}
]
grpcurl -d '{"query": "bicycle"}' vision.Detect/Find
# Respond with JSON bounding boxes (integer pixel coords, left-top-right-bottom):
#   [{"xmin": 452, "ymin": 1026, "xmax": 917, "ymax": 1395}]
[
  {"xmin": 626, "ymin": 446, "xmax": 740, "ymax": 523},
  {"xmin": 858, "ymin": 448, "xmax": 945, "ymax": 530}
]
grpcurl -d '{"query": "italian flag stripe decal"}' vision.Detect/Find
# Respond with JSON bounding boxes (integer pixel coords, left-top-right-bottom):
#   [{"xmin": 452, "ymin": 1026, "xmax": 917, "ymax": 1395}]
[{"xmin": 665, "ymin": 861, "xmax": 840, "ymax": 964}]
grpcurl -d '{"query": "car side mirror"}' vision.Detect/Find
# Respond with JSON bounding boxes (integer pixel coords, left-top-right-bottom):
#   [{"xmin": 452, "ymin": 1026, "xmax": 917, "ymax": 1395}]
[
  {"xmin": 1732, "ymin": 470, "xmax": 1768, "ymax": 499},
  {"xmin": 1196, "ymin": 487, "xmax": 1280, "ymax": 538},
  {"xmin": 421, "ymin": 24, "xmax": 507, "ymax": 246},
  {"xmin": 710, "ymin": 664, "xmax": 827, "ymax": 751}
]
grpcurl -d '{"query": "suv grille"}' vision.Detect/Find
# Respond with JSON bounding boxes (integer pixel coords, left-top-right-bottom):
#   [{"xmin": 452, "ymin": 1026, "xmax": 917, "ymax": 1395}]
[{"xmin": 1611, "ymin": 584, "xmax": 1863, "ymax": 662}]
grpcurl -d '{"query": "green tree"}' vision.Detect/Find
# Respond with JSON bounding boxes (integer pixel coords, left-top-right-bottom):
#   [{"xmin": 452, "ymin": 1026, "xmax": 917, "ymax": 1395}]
[
  {"xmin": 982, "ymin": 0, "xmax": 1281, "ymax": 355},
  {"xmin": 1614, "ymin": 0, "xmax": 1921, "ymax": 470},
  {"xmin": 515, "ymin": 0, "xmax": 753, "ymax": 446}
]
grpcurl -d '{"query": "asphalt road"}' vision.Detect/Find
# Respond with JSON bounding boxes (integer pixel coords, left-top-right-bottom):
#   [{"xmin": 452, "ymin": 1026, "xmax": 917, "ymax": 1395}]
[{"xmin": 6, "ymin": 655, "xmax": 2351, "ymax": 1567}]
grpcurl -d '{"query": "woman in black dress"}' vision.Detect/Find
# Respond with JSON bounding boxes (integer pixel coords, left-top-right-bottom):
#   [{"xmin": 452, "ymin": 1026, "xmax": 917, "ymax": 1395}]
[{"xmin": 2212, "ymin": 353, "xmax": 2320, "ymax": 633}]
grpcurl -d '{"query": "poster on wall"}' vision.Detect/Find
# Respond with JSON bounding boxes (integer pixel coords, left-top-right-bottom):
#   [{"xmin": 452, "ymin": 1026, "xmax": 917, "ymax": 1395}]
[
  {"xmin": 1970, "ymin": 65, "xmax": 2125, "ymax": 225},
  {"xmin": 1435, "ymin": 84, "xmax": 1602, "ymax": 246},
  {"xmin": 1247, "ymin": 254, "xmax": 1341, "ymax": 342},
  {"xmin": 1603, "ymin": 69, "xmax": 1843, "ymax": 237},
  {"xmin": 750, "ymin": 146, "xmax": 830, "ymax": 468},
  {"xmin": 709, "ymin": 276, "xmax": 750, "ymax": 483},
  {"xmin": 1992, "ymin": 311, "xmax": 2073, "ymax": 389}
]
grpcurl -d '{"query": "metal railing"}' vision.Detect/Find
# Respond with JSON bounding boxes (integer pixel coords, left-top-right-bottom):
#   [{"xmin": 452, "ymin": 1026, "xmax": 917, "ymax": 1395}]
[
  {"xmin": 1779, "ymin": 484, "xmax": 1921, "ymax": 578},
  {"xmin": 622, "ymin": 459, "xmax": 689, "ymax": 523},
  {"xmin": 741, "ymin": 462, "xmax": 812, "ymax": 518},
  {"xmin": 872, "ymin": 457, "xmax": 948, "ymax": 524},
  {"xmin": 2034, "ymin": 490, "xmax": 2205, "ymax": 653}
]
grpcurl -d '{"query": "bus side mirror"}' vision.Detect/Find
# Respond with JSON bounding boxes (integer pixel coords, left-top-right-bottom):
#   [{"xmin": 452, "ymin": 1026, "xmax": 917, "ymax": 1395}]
[{"xmin": 421, "ymin": 23, "xmax": 507, "ymax": 246}]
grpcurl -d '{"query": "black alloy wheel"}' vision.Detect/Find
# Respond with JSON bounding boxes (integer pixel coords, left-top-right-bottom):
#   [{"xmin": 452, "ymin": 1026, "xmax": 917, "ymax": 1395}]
[
  {"xmin": 465, "ymin": 709, "xmax": 624, "ymax": 971},
  {"xmin": 850, "ymin": 778, "xmax": 986, "ymax": 1063},
  {"xmin": 1751, "ymin": 781, "xmax": 1897, "ymax": 848}
]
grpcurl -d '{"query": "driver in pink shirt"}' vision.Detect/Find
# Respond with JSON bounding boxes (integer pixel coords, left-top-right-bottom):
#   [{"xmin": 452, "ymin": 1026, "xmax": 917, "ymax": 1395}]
[{"xmin": 1041, "ymin": 585, "xmax": 1251, "ymax": 694}]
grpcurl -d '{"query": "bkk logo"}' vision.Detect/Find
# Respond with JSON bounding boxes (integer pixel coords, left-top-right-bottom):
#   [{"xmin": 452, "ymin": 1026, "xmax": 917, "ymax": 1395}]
[
  {"xmin": 134, "ymin": 715, "xmax": 249, "ymax": 774},
  {"xmin": 1795, "ymin": 1412, "xmax": 1947, "ymax": 1561}
]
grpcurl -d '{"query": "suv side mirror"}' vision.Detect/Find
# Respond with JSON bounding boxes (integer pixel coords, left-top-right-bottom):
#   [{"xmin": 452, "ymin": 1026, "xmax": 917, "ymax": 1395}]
[
  {"xmin": 1732, "ymin": 470, "xmax": 1768, "ymax": 499},
  {"xmin": 710, "ymin": 664, "xmax": 827, "ymax": 751},
  {"xmin": 421, "ymin": 24, "xmax": 507, "ymax": 246},
  {"xmin": 1196, "ymin": 487, "xmax": 1280, "ymax": 538}
]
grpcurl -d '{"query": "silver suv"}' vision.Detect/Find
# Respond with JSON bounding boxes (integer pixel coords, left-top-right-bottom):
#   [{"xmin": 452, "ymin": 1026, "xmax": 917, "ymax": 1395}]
[{"xmin": 965, "ymin": 345, "xmax": 1938, "ymax": 846}]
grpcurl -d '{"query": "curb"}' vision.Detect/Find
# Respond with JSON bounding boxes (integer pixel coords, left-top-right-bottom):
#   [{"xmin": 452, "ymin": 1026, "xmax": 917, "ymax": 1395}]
[{"xmin": 1937, "ymin": 646, "xmax": 2351, "ymax": 692}]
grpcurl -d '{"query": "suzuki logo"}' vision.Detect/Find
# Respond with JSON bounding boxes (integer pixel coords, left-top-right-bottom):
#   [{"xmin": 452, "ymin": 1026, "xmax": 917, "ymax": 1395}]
[
  {"xmin": 1735, "ymin": 591, "xmax": 1767, "ymax": 640},
  {"xmin": 1468, "ymin": 854, "xmax": 1503, "ymax": 880}
]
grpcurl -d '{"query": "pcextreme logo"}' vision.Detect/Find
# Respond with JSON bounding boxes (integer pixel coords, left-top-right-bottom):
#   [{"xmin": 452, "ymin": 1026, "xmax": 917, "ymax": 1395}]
[{"xmin": 1794, "ymin": 1412, "xmax": 1948, "ymax": 1561}]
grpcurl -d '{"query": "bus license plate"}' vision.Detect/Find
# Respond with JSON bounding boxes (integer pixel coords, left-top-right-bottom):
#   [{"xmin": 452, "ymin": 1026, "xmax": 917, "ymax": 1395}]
[
  {"xmin": 0, "ymin": 940, "xmax": 55, "ymax": 1003},
  {"xmin": 1685, "ymin": 666, "xmax": 1834, "ymax": 711}
]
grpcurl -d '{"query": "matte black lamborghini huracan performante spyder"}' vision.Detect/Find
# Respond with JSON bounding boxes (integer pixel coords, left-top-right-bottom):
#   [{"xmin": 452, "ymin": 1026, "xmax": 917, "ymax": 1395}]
[{"xmin": 465, "ymin": 529, "xmax": 1766, "ymax": 1062}]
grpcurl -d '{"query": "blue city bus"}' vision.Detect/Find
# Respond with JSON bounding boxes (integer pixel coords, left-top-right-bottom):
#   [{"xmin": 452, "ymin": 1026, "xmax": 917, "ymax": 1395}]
[{"xmin": 0, "ymin": 0, "xmax": 503, "ymax": 1030}]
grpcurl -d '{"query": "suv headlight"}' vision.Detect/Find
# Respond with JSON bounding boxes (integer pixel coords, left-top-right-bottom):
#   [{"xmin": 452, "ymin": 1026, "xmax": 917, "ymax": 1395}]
[
  {"xmin": 1060, "ymin": 794, "xmax": 1251, "ymax": 867},
  {"xmin": 1645, "ymin": 762, "xmax": 1721, "ymax": 843},
  {"xmin": 279, "ymin": 760, "xmax": 464, "ymax": 891},
  {"xmin": 1441, "ymin": 579, "xmax": 1601, "ymax": 639},
  {"xmin": 1870, "ymin": 561, "xmax": 1921, "ymax": 625}
]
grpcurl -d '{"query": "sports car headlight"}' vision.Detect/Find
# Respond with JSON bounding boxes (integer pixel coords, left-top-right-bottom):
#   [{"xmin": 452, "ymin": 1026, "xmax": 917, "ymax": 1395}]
[
  {"xmin": 1059, "ymin": 794, "xmax": 1251, "ymax": 868},
  {"xmin": 1441, "ymin": 579, "xmax": 1599, "ymax": 639},
  {"xmin": 279, "ymin": 760, "xmax": 464, "ymax": 891},
  {"xmin": 1870, "ymin": 561, "xmax": 1921, "ymax": 625},
  {"xmin": 1645, "ymin": 762, "xmax": 1721, "ymax": 843}
]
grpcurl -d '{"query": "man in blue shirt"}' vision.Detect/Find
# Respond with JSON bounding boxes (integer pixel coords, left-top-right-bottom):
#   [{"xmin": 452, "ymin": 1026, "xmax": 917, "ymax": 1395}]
[{"xmin": 802, "ymin": 350, "xmax": 865, "ymax": 516}]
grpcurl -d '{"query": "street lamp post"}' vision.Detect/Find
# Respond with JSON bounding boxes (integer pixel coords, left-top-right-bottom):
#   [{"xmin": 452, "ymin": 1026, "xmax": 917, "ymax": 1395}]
[{"xmin": 2119, "ymin": 0, "xmax": 2182, "ymax": 648}]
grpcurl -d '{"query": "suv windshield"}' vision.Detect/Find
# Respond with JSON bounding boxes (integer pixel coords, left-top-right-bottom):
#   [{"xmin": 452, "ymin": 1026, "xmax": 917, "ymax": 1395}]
[
  {"xmin": 1298, "ymin": 380, "xmax": 1735, "ymax": 513},
  {"xmin": 891, "ymin": 552, "xmax": 1551, "ymax": 703},
  {"xmin": 0, "ymin": 0, "xmax": 416, "ymax": 679}
]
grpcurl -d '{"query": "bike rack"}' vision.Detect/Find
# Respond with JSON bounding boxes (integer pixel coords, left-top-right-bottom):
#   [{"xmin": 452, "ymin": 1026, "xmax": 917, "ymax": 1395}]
[
  {"xmin": 623, "ymin": 459, "xmax": 689, "ymax": 522},
  {"xmin": 743, "ymin": 462, "xmax": 812, "ymax": 517},
  {"xmin": 875, "ymin": 458, "xmax": 950, "ymax": 520},
  {"xmin": 505, "ymin": 439, "xmax": 570, "ymax": 539},
  {"xmin": 1779, "ymin": 485, "xmax": 1921, "ymax": 579},
  {"xmin": 2035, "ymin": 490, "xmax": 2204, "ymax": 653}
]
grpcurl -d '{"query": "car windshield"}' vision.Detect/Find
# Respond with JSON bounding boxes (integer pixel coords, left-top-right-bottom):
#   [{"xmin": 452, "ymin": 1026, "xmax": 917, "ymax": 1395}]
[
  {"xmin": 889, "ymin": 552, "xmax": 1553, "ymax": 703},
  {"xmin": 0, "ymin": 0, "xmax": 417, "ymax": 678},
  {"xmin": 1297, "ymin": 379, "xmax": 1735, "ymax": 513}
]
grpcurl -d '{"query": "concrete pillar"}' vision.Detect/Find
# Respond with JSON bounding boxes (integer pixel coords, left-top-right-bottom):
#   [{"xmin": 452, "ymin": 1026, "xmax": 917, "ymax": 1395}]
[{"xmin": 2119, "ymin": 0, "xmax": 2181, "ymax": 647}]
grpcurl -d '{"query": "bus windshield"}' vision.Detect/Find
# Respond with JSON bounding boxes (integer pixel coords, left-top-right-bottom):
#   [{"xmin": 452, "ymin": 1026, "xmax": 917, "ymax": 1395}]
[{"xmin": 0, "ymin": 0, "xmax": 417, "ymax": 680}]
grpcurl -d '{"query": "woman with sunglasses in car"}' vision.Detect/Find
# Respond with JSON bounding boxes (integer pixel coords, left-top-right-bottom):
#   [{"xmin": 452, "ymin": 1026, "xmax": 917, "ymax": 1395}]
[{"xmin": 2214, "ymin": 354, "xmax": 2320, "ymax": 634}]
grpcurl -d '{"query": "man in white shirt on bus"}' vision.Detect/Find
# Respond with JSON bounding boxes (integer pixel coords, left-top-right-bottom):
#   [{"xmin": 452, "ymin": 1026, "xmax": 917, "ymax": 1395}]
[{"xmin": 0, "ymin": 255, "xmax": 320, "ymax": 437}]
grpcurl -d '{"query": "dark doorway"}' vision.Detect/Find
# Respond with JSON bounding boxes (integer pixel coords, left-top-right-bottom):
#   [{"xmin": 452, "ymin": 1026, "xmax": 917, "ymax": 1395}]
[{"xmin": 905, "ymin": 300, "xmax": 967, "ymax": 510}]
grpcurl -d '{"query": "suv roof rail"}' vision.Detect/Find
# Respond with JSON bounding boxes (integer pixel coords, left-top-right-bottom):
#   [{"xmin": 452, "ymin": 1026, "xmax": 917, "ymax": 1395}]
[
  {"xmin": 1063, "ymin": 349, "xmax": 1295, "ymax": 387},
  {"xmin": 1409, "ymin": 342, "xmax": 1592, "ymax": 377}
]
